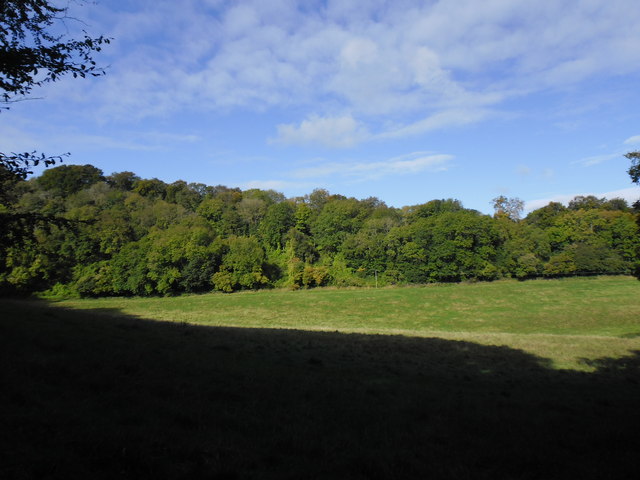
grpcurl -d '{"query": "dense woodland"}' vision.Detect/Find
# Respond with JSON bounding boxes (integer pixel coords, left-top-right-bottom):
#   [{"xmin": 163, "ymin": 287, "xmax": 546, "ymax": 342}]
[{"xmin": 0, "ymin": 163, "xmax": 639, "ymax": 297}]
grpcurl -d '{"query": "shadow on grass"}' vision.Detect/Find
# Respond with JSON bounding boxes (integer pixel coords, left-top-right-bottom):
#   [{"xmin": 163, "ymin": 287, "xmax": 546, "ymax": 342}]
[{"xmin": 1, "ymin": 298, "xmax": 639, "ymax": 480}]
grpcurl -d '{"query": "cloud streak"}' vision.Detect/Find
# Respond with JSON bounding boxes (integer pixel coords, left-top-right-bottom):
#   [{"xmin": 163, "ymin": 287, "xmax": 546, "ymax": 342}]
[
  {"xmin": 624, "ymin": 135, "xmax": 640, "ymax": 145},
  {"xmin": 292, "ymin": 151, "xmax": 453, "ymax": 182},
  {"xmin": 575, "ymin": 153, "xmax": 621, "ymax": 167}
]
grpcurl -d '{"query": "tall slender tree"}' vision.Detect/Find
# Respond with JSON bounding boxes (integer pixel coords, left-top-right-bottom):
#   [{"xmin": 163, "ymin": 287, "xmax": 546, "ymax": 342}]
[{"xmin": 625, "ymin": 151, "xmax": 640, "ymax": 279}]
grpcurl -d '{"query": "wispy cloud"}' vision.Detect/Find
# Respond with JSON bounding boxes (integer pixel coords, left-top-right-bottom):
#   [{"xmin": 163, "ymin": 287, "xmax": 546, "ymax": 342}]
[
  {"xmin": 377, "ymin": 108, "xmax": 493, "ymax": 140},
  {"xmin": 517, "ymin": 165, "xmax": 531, "ymax": 176},
  {"xmin": 515, "ymin": 165, "xmax": 555, "ymax": 180},
  {"xmin": 542, "ymin": 168, "xmax": 555, "ymax": 180},
  {"xmin": 574, "ymin": 133, "xmax": 640, "ymax": 167},
  {"xmin": 0, "ymin": 116, "xmax": 201, "ymax": 153},
  {"xmin": 574, "ymin": 152, "xmax": 621, "ymax": 167},
  {"xmin": 624, "ymin": 135, "xmax": 640, "ymax": 145},
  {"xmin": 292, "ymin": 152, "xmax": 453, "ymax": 182},
  {"xmin": 243, "ymin": 151, "xmax": 453, "ymax": 194}
]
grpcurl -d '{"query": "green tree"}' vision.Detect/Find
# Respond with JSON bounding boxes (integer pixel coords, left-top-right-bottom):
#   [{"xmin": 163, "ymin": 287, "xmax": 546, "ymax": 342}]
[
  {"xmin": 294, "ymin": 202, "xmax": 312, "ymax": 234},
  {"xmin": 106, "ymin": 171, "xmax": 140, "ymax": 191},
  {"xmin": 525, "ymin": 202, "xmax": 567, "ymax": 230},
  {"xmin": 284, "ymin": 228, "xmax": 318, "ymax": 264},
  {"xmin": 625, "ymin": 151, "xmax": 640, "ymax": 185},
  {"xmin": 624, "ymin": 150, "xmax": 640, "ymax": 278},
  {"xmin": 212, "ymin": 236, "xmax": 270, "ymax": 292},
  {"xmin": 164, "ymin": 180, "xmax": 204, "ymax": 211},
  {"xmin": 573, "ymin": 243, "xmax": 625, "ymax": 274},
  {"xmin": 259, "ymin": 201, "xmax": 295, "ymax": 250},
  {"xmin": 492, "ymin": 196, "xmax": 524, "ymax": 221},
  {"xmin": 133, "ymin": 178, "xmax": 167, "ymax": 200},
  {"xmin": 197, "ymin": 196, "xmax": 243, "ymax": 236},
  {"xmin": 496, "ymin": 221, "xmax": 550, "ymax": 279},
  {"xmin": 404, "ymin": 198, "xmax": 463, "ymax": 221},
  {"xmin": 311, "ymin": 198, "xmax": 371, "ymax": 254},
  {"xmin": 568, "ymin": 195, "xmax": 606, "ymax": 211},
  {"xmin": 341, "ymin": 215, "xmax": 400, "ymax": 275},
  {"xmin": 306, "ymin": 188, "xmax": 330, "ymax": 212},
  {"xmin": 144, "ymin": 219, "xmax": 221, "ymax": 295},
  {"xmin": 236, "ymin": 196, "xmax": 267, "ymax": 235},
  {"xmin": 543, "ymin": 251, "xmax": 576, "ymax": 277},
  {"xmin": 539, "ymin": 208, "xmax": 638, "ymax": 276},
  {"xmin": 36, "ymin": 164, "xmax": 104, "ymax": 196},
  {"xmin": 602, "ymin": 198, "xmax": 629, "ymax": 212},
  {"xmin": 417, "ymin": 211, "xmax": 503, "ymax": 282}
]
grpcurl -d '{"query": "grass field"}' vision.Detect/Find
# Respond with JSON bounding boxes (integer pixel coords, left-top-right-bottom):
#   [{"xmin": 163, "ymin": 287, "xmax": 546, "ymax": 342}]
[
  {"xmin": 54, "ymin": 275, "xmax": 640, "ymax": 370},
  {"xmin": 2, "ymin": 276, "xmax": 640, "ymax": 479}
]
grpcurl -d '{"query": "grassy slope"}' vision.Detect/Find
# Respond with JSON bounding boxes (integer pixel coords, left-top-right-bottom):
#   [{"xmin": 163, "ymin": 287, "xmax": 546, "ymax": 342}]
[
  {"xmin": 2, "ymin": 276, "xmax": 639, "ymax": 479},
  {"xmin": 55, "ymin": 276, "xmax": 640, "ymax": 370}
]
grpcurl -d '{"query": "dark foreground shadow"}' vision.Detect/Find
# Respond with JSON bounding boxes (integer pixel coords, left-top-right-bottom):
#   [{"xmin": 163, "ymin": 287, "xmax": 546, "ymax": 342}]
[{"xmin": 1, "ymin": 299, "xmax": 639, "ymax": 480}]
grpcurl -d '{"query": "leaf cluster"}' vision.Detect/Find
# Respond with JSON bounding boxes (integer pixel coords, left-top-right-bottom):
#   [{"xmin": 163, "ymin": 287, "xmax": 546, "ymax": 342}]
[
  {"xmin": 0, "ymin": 0, "xmax": 110, "ymax": 104},
  {"xmin": 625, "ymin": 151, "xmax": 640, "ymax": 185}
]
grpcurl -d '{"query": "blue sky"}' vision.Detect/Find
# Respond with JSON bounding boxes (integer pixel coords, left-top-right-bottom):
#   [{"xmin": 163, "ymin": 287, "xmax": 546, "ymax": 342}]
[{"xmin": 3, "ymin": 0, "xmax": 640, "ymax": 214}]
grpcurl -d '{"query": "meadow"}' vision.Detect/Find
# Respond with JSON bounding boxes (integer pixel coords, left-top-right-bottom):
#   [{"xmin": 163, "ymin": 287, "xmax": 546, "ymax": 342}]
[
  {"xmin": 2, "ymin": 276, "xmax": 639, "ymax": 479},
  {"xmin": 55, "ymin": 275, "xmax": 640, "ymax": 370}
]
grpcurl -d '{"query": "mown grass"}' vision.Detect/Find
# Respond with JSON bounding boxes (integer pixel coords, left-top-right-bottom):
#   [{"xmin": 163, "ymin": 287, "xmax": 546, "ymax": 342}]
[
  {"xmin": 2, "ymin": 276, "xmax": 639, "ymax": 479},
  {"xmin": 54, "ymin": 276, "xmax": 640, "ymax": 370}
]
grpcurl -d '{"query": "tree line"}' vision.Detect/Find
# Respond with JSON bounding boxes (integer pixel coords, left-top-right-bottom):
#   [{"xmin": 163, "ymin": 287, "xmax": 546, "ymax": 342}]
[{"xmin": 0, "ymin": 163, "xmax": 638, "ymax": 297}]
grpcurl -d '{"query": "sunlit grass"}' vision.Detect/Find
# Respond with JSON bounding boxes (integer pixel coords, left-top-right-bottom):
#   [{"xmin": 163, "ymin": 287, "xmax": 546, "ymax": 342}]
[{"xmin": 54, "ymin": 276, "xmax": 640, "ymax": 370}]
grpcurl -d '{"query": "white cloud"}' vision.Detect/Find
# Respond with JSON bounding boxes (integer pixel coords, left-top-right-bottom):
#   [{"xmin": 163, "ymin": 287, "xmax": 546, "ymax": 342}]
[
  {"xmin": 378, "ymin": 108, "xmax": 493, "ymax": 139},
  {"xmin": 575, "ymin": 153, "xmax": 621, "ymax": 167},
  {"xmin": 59, "ymin": 0, "xmax": 640, "ymax": 141},
  {"xmin": 274, "ymin": 115, "xmax": 370, "ymax": 148},
  {"xmin": 384, "ymin": 153, "xmax": 452, "ymax": 174},
  {"xmin": 292, "ymin": 151, "xmax": 453, "ymax": 181},
  {"xmin": 525, "ymin": 187, "xmax": 640, "ymax": 212},
  {"xmin": 624, "ymin": 135, "xmax": 640, "ymax": 145}
]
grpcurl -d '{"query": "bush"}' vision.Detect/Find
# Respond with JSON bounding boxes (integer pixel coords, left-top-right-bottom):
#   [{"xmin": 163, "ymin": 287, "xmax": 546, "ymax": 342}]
[
  {"xmin": 287, "ymin": 258, "xmax": 331, "ymax": 289},
  {"xmin": 514, "ymin": 253, "xmax": 542, "ymax": 279},
  {"xmin": 212, "ymin": 270, "xmax": 235, "ymax": 293},
  {"xmin": 302, "ymin": 265, "xmax": 330, "ymax": 288},
  {"xmin": 543, "ymin": 251, "xmax": 576, "ymax": 277},
  {"xmin": 39, "ymin": 282, "xmax": 79, "ymax": 299}
]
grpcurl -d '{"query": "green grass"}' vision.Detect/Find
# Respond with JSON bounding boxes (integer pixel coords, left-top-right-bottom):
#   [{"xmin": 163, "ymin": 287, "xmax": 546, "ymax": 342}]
[
  {"xmin": 2, "ymin": 276, "xmax": 639, "ymax": 479},
  {"xmin": 54, "ymin": 276, "xmax": 640, "ymax": 370}
]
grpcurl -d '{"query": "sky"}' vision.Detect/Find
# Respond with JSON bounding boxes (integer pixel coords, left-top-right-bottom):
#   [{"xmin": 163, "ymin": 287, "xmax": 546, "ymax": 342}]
[{"xmin": 3, "ymin": 0, "xmax": 640, "ymax": 214}]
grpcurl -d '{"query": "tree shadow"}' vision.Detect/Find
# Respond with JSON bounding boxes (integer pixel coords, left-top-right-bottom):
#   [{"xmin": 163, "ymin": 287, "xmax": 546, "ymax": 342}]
[{"xmin": 1, "ymin": 298, "xmax": 639, "ymax": 479}]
